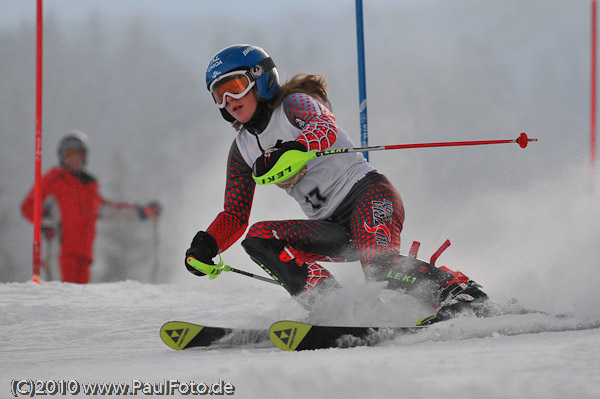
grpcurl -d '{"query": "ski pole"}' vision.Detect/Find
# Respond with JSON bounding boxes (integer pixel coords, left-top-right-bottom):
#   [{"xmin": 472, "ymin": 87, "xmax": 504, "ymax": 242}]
[
  {"xmin": 186, "ymin": 255, "xmax": 280, "ymax": 286},
  {"xmin": 253, "ymin": 132, "xmax": 538, "ymax": 186},
  {"xmin": 150, "ymin": 219, "xmax": 160, "ymax": 283},
  {"xmin": 42, "ymin": 234, "xmax": 53, "ymax": 281},
  {"xmin": 223, "ymin": 265, "xmax": 281, "ymax": 285},
  {"xmin": 327, "ymin": 131, "xmax": 536, "ymax": 153}
]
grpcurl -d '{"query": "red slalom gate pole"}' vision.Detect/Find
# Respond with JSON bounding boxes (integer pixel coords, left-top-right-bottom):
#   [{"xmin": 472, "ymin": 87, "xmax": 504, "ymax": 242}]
[{"xmin": 32, "ymin": 0, "xmax": 44, "ymax": 283}]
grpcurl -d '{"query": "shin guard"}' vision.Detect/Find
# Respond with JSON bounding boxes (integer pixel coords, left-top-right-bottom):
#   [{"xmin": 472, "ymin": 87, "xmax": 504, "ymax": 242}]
[{"xmin": 241, "ymin": 237, "xmax": 310, "ymax": 296}]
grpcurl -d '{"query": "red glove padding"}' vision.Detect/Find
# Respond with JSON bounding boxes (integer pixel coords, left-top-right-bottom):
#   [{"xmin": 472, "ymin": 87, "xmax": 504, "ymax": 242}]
[{"xmin": 42, "ymin": 226, "xmax": 56, "ymax": 240}]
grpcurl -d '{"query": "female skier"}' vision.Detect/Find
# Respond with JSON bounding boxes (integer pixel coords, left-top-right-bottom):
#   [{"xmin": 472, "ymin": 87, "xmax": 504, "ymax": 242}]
[{"xmin": 185, "ymin": 44, "xmax": 494, "ymax": 322}]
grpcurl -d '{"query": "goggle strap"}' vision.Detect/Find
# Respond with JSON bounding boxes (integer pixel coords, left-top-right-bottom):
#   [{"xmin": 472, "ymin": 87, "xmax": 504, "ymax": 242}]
[{"xmin": 247, "ymin": 57, "xmax": 275, "ymax": 82}]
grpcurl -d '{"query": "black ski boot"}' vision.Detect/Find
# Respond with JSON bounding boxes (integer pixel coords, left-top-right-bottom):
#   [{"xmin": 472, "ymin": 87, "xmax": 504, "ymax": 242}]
[
  {"xmin": 417, "ymin": 278, "xmax": 502, "ymax": 325},
  {"xmin": 365, "ymin": 240, "xmax": 502, "ymax": 325},
  {"xmin": 435, "ymin": 281, "xmax": 491, "ymax": 319}
]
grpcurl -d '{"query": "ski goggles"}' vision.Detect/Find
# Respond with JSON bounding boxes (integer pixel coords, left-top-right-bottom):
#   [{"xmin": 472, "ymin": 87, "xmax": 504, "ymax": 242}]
[
  {"xmin": 209, "ymin": 70, "xmax": 255, "ymax": 109},
  {"xmin": 64, "ymin": 149, "xmax": 85, "ymax": 158},
  {"xmin": 209, "ymin": 57, "xmax": 276, "ymax": 108}
]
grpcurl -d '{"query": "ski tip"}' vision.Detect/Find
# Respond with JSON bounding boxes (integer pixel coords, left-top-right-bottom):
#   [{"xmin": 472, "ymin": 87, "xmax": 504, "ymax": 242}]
[
  {"xmin": 160, "ymin": 321, "xmax": 204, "ymax": 350},
  {"xmin": 269, "ymin": 321, "xmax": 312, "ymax": 351},
  {"xmin": 416, "ymin": 314, "xmax": 440, "ymax": 326}
]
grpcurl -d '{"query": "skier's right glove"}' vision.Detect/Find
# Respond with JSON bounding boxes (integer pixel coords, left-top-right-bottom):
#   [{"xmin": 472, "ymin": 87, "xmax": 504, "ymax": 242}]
[{"xmin": 185, "ymin": 231, "xmax": 219, "ymax": 276}]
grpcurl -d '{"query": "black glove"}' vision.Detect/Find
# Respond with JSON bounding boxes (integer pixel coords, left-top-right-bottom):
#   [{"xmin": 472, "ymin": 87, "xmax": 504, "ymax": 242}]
[
  {"xmin": 253, "ymin": 140, "xmax": 306, "ymax": 178},
  {"xmin": 185, "ymin": 231, "xmax": 219, "ymax": 276}
]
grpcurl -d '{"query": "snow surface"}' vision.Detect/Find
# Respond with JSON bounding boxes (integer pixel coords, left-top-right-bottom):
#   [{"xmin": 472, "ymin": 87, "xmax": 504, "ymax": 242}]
[{"xmin": 2, "ymin": 280, "xmax": 599, "ymax": 399}]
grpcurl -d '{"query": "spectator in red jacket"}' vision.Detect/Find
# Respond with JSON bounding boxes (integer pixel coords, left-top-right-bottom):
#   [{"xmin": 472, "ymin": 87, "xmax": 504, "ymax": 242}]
[{"xmin": 21, "ymin": 130, "xmax": 161, "ymax": 283}]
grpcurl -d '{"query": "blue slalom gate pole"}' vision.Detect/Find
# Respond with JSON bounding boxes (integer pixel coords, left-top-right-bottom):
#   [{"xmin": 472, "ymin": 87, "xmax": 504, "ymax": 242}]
[{"xmin": 355, "ymin": 0, "xmax": 369, "ymax": 161}]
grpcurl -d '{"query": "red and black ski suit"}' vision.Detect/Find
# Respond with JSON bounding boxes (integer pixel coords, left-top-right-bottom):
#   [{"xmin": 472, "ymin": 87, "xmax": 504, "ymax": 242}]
[
  {"xmin": 204, "ymin": 93, "xmax": 405, "ymax": 297},
  {"xmin": 198, "ymin": 92, "xmax": 484, "ymax": 311}
]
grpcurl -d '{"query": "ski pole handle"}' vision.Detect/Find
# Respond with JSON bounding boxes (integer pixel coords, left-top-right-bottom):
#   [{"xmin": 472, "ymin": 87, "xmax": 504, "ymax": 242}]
[
  {"xmin": 186, "ymin": 255, "xmax": 225, "ymax": 280},
  {"xmin": 186, "ymin": 255, "xmax": 280, "ymax": 285}
]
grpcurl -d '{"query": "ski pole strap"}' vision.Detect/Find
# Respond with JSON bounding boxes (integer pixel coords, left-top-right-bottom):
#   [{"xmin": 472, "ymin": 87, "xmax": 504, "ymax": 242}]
[{"xmin": 185, "ymin": 255, "xmax": 225, "ymax": 280}]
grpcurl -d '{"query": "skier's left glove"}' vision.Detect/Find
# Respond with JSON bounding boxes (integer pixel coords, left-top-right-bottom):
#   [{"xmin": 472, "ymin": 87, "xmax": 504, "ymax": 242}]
[
  {"xmin": 41, "ymin": 216, "xmax": 57, "ymax": 240},
  {"xmin": 42, "ymin": 226, "xmax": 56, "ymax": 240},
  {"xmin": 185, "ymin": 231, "xmax": 219, "ymax": 276},
  {"xmin": 253, "ymin": 140, "xmax": 306, "ymax": 178}
]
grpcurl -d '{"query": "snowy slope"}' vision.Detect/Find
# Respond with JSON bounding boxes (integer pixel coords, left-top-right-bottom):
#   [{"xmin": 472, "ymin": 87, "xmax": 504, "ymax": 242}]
[{"xmin": 1, "ymin": 280, "xmax": 599, "ymax": 399}]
